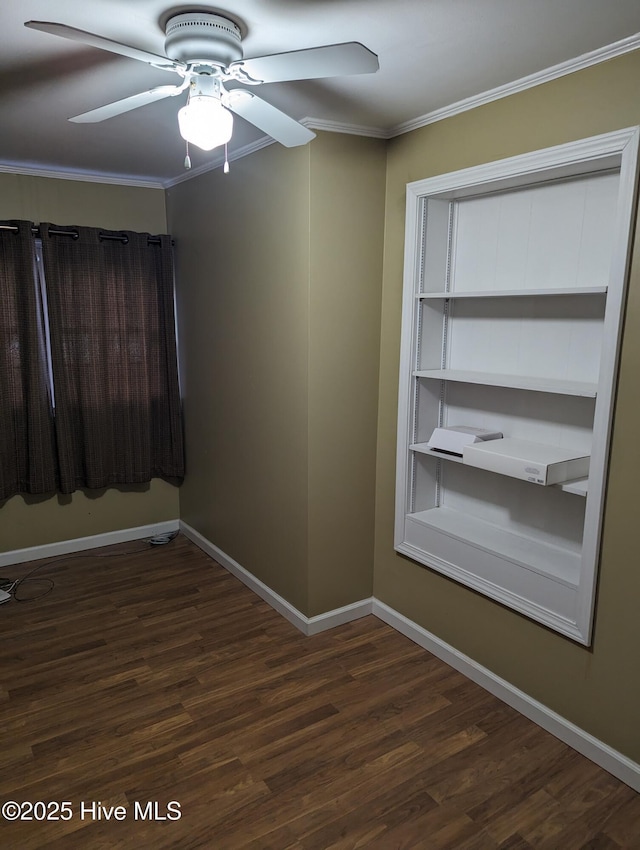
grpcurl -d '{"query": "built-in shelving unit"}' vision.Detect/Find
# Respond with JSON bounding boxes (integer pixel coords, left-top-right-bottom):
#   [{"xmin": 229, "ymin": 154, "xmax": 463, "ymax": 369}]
[{"xmin": 395, "ymin": 128, "xmax": 640, "ymax": 644}]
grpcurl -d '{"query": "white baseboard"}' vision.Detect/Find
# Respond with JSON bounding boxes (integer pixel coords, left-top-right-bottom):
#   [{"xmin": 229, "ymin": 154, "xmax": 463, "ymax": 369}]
[
  {"xmin": 372, "ymin": 600, "xmax": 640, "ymax": 793},
  {"xmin": 6, "ymin": 518, "xmax": 637, "ymax": 793},
  {"xmin": 307, "ymin": 598, "xmax": 374, "ymax": 635},
  {"xmin": 180, "ymin": 520, "xmax": 310, "ymax": 631},
  {"xmin": 0, "ymin": 519, "xmax": 180, "ymax": 568},
  {"xmin": 181, "ymin": 522, "xmax": 640, "ymax": 793},
  {"xmin": 179, "ymin": 521, "xmax": 373, "ymax": 635}
]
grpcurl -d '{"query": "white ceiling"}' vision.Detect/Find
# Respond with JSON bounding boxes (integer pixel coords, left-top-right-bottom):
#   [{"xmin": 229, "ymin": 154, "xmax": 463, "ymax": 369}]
[{"xmin": 2, "ymin": 0, "xmax": 640, "ymax": 187}]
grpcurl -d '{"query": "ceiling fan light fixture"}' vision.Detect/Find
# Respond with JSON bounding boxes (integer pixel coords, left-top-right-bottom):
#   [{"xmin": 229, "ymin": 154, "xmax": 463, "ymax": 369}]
[
  {"xmin": 26, "ymin": 16, "xmax": 379, "ymax": 158},
  {"xmin": 178, "ymin": 95, "xmax": 233, "ymax": 151}
]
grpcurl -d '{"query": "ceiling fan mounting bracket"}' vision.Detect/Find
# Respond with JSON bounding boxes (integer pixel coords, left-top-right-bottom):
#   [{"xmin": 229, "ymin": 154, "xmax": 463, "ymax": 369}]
[
  {"xmin": 188, "ymin": 74, "xmax": 223, "ymax": 99},
  {"xmin": 164, "ymin": 12, "xmax": 243, "ymax": 67}
]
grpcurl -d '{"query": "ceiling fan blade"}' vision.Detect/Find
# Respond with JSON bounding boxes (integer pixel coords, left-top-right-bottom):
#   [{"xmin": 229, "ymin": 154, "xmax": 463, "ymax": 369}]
[
  {"xmin": 224, "ymin": 92, "xmax": 316, "ymax": 147},
  {"xmin": 229, "ymin": 42, "xmax": 378, "ymax": 85},
  {"xmin": 25, "ymin": 21, "xmax": 185, "ymax": 72},
  {"xmin": 70, "ymin": 85, "xmax": 186, "ymax": 123}
]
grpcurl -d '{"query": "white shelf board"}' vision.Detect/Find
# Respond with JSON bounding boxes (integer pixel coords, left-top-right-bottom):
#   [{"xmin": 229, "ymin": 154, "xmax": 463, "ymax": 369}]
[
  {"xmin": 555, "ymin": 477, "xmax": 589, "ymax": 496},
  {"xmin": 411, "ymin": 442, "xmax": 588, "ymax": 496},
  {"xmin": 414, "ymin": 369, "xmax": 598, "ymax": 397},
  {"xmin": 462, "ymin": 438, "xmax": 590, "ymax": 486},
  {"xmin": 417, "ymin": 287, "xmax": 608, "ymax": 299},
  {"xmin": 407, "ymin": 506, "xmax": 580, "ymax": 588},
  {"xmin": 409, "ymin": 443, "xmax": 464, "ymax": 462}
]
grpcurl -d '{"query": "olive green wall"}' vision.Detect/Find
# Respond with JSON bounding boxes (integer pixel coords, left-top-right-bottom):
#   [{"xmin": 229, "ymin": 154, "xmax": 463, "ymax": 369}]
[
  {"xmin": 308, "ymin": 133, "xmax": 386, "ymax": 616},
  {"xmin": 374, "ymin": 51, "xmax": 640, "ymax": 761},
  {"xmin": 0, "ymin": 173, "xmax": 179, "ymax": 552},
  {"xmin": 168, "ymin": 143, "xmax": 311, "ymax": 612},
  {"xmin": 167, "ymin": 133, "xmax": 385, "ymax": 616}
]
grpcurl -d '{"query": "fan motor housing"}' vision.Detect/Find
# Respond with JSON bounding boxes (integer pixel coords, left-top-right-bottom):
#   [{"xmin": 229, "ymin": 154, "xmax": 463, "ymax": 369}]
[{"xmin": 164, "ymin": 12, "xmax": 243, "ymax": 66}]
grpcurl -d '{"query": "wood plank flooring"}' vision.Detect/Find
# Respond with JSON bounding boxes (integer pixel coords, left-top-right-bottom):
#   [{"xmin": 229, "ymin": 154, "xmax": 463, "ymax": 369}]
[{"xmin": 1, "ymin": 534, "xmax": 639, "ymax": 849}]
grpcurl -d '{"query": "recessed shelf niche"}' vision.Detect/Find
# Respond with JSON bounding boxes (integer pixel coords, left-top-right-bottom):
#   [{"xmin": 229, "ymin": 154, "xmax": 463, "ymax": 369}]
[{"xmin": 395, "ymin": 128, "xmax": 640, "ymax": 644}]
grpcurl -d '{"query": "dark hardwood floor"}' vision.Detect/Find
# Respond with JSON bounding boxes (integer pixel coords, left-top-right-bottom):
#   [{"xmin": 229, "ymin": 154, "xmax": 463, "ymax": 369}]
[{"xmin": 1, "ymin": 534, "xmax": 639, "ymax": 848}]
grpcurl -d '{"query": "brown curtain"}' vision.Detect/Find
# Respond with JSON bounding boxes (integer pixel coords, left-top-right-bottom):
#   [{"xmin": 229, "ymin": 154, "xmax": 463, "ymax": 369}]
[
  {"xmin": 41, "ymin": 224, "xmax": 184, "ymax": 494},
  {"xmin": 0, "ymin": 220, "xmax": 57, "ymax": 499}
]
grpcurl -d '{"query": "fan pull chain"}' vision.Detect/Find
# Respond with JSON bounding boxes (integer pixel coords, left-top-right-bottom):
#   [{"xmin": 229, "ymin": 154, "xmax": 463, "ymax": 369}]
[
  {"xmin": 184, "ymin": 140, "xmax": 192, "ymax": 170},
  {"xmin": 224, "ymin": 143, "xmax": 230, "ymax": 174}
]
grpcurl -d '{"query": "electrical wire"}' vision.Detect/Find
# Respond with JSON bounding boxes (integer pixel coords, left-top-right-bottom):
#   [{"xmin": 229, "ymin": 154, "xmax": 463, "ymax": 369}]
[{"xmin": 0, "ymin": 531, "xmax": 179, "ymax": 603}]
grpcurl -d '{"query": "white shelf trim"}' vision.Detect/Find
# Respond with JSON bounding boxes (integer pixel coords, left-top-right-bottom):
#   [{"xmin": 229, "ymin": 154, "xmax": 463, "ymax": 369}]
[
  {"xmin": 414, "ymin": 369, "xmax": 598, "ymax": 397},
  {"xmin": 417, "ymin": 286, "xmax": 608, "ymax": 299},
  {"xmin": 405, "ymin": 128, "xmax": 639, "ymax": 200}
]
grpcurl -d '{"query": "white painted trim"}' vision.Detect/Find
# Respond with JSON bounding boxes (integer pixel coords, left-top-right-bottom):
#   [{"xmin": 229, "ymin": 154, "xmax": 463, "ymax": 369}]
[
  {"xmin": 5, "ymin": 518, "xmax": 636, "ymax": 790},
  {"xmin": 390, "ymin": 32, "xmax": 640, "ymax": 137},
  {"xmin": 179, "ymin": 521, "xmax": 372, "ymax": 634},
  {"xmin": 3, "ymin": 33, "xmax": 639, "ymax": 185},
  {"xmin": 0, "ymin": 120, "xmax": 385, "ymax": 191},
  {"xmin": 0, "ymin": 161, "xmax": 164, "ymax": 189},
  {"xmin": 302, "ymin": 118, "xmax": 389, "ymax": 140},
  {"xmin": 179, "ymin": 521, "xmax": 309, "ymax": 631},
  {"xmin": 163, "ymin": 135, "xmax": 278, "ymax": 187},
  {"xmin": 163, "ymin": 121, "xmax": 387, "ymax": 186},
  {"xmin": 306, "ymin": 599, "xmax": 374, "ymax": 635},
  {"xmin": 405, "ymin": 126, "xmax": 639, "ymax": 199},
  {"xmin": 373, "ymin": 600, "xmax": 640, "ymax": 793},
  {"xmin": 180, "ymin": 520, "xmax": 373, "ymax": 635},
  {"xmin": 179, "ymin": 522, "xmax": 640, "ymax": 792},
  {"xmin": 0, "ymin": 520, "xmax": 180, "ymax": 568}
]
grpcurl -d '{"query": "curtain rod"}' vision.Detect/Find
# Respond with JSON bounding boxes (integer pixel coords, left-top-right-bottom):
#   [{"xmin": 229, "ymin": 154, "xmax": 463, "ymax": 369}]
[{"xmin": 0, "ymin": 223, "xmax": 166, "ymax": 245}]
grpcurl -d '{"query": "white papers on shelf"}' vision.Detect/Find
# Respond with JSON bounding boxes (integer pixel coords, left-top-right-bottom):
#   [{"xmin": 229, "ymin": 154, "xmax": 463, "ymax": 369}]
[
  {"xmin": 462, "ymin": 438, "xmax": 590, "ymax": 485},
  {"xmin": 427, "ymin": 425, "xmax": 503, "ymax": 457}
]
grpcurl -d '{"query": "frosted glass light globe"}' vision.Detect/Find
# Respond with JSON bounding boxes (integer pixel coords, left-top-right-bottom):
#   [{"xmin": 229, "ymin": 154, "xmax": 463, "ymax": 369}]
[{"xmin": 178, "ymin": 96, "xmax": 233, "ymax": 151}]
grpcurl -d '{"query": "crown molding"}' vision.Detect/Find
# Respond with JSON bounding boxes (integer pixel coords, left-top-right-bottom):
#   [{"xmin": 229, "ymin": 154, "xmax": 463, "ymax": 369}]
[
  {"xmin": 0, "ymin": 161, "xmax": 164, "ymax": 189},
  {"xmin": 164, "ymin": 120, "xmax": 388, "ymax": 186},
  {"xmin": 390, "ymin": 31, "xmax": 640, "ymax": 137},
  {"xmin": 163, "ymin": 135, "xmax": 278, "ymax": 187},
  {"xmin": 3, "ymin": 33, "xmax": 638, "ymax": 186},
  {"xmin": 302, "ymin": 118, "xmax": 389, "ymax": 139}
]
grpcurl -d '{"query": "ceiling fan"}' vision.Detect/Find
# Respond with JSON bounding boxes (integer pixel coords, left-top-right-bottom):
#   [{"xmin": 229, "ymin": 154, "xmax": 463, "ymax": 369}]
[{"xmin": 24, "ymin": 12, "xmax": 379, "ymax": 162}]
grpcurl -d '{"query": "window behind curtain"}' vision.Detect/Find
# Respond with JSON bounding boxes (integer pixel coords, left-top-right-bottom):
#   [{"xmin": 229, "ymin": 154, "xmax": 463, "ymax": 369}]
[
  {"xmin": 0, "ymin": 220, "xmax": 57, "ymax": 499},
  {"xmin": 41, "ymin": 224, "xmax": 184, "ymax": 494}
]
